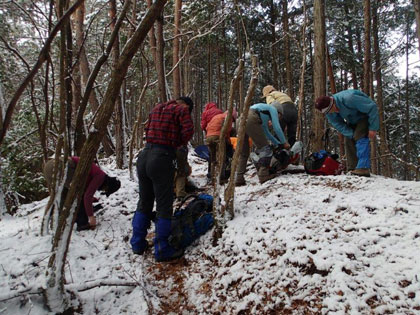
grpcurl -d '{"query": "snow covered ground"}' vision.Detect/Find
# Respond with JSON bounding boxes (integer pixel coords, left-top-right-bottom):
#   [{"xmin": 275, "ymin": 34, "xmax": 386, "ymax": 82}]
[{"xmin": 1, "ymin": 153, "xmax": 420, "ymax": 314}]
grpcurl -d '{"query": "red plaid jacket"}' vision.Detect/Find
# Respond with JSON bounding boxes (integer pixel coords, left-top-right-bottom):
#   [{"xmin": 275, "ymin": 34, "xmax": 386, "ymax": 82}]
[{"xmin": 145, "ymin": 100, "xmax": 194, "ymax": 148}]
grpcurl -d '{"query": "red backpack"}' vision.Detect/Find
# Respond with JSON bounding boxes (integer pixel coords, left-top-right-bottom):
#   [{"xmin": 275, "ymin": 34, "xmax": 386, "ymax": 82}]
[{"xmin": 304, "ymin": 151, "xmax": 343, "ymax": 175}]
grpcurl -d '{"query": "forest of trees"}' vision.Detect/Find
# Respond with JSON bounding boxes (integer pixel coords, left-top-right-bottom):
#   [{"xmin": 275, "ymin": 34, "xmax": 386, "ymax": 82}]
[{"xmin": 0, "ymin": 0, "xmax": 419, "ymax": 213}]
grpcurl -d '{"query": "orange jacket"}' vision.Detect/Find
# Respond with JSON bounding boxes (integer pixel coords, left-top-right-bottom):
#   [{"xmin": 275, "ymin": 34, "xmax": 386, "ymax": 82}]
[
  {"xmin": 205, "ymin": 112, "xmax": 233, "ymax": 138},
  {"xmin": 230, "ymin": 137, "xmax": 252, "ymax": 150}
]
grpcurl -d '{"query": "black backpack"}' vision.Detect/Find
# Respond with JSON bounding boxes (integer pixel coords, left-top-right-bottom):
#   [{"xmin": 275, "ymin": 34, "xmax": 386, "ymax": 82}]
[{"xmin": 168, "ymin": 194, "xmax": 214, "ymax": 250}]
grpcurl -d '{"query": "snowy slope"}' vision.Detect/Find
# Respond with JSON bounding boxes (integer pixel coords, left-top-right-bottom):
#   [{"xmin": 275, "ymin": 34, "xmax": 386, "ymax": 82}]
[{"xmin": 0, "ymin": 154, "xmax": 420, "ymax": 314}]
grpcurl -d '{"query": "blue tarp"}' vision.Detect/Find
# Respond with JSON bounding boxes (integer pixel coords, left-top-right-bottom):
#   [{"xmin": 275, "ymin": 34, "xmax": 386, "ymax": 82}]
[{"xmin": 194, "ymin": 145, "xmax": 210, "ymax": 161}]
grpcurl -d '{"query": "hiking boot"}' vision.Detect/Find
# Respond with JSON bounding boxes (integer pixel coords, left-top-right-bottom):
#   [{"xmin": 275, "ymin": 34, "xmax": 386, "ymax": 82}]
[
  {"xmin": 351, "ymin": 168, "xmax": 370, "ymax": 177},
  {"xmin": 130, "ymin": 212, "xmax": 151, "ymax": 255},
  {"xmin": 133, "ymin": 241, "xmax": 150, "ymax": 255},
  {"xmin": 258, "ymin": 166, "xmax": 276, "ymax": 184},
  {"xmin": 155, "ymin": 218, "xmax": 184, "ymax": 262},
  {"xmin": 235, "ymin": 175, "xmax": 246, "ymax": 186}
]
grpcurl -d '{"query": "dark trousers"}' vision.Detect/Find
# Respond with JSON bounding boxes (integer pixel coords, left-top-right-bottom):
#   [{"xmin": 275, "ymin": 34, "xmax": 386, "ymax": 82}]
[
  {"xmin": 76, "ymin": 200, "xmax": 89, "ymax": 227},
  {"xmin": 61, "ymin": 187, "xmax": 89, "ymax": 228},
  {"xmin": 279, "ymin": 102, "xmax": 298, "ymax": 146},
  {"xmin": 136, "ymin": 145, "xmax": 176, "ymax": 220},
  {"xmin": 205, "ymin": 136, "xmax": 233, "ymax": 180}
]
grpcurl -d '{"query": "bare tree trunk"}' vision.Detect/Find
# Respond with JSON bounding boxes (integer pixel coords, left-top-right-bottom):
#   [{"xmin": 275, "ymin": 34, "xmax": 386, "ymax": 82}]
[
  {"xmin": 0, "ymin": 85, "xmax": 6, "ymax": 217},
  {"xmin": 311, "ymin": 0, "xmax": 326, "ymax": 152},
  {"xmin": 64, "ymin": 0, "xmax": 73, "ymax": 158},
  {"xmin": 172, "ymin": 0, "xmax": 181, "ymax": 98},
  {"xmin": 373, "ymin": 0, "xmax": 392, "ymax": 177},
  {"xmin": 207, "ymin": 40, "xmax": 212, "ymax": 102},
  {"xmin": 283, "ymin": 0, "xmax": 294, "ymax": 100},
  {"xmin": 343, "ymin": 4, "xmax": 358, "ymax": 89},
  {"xmin": 147, "ymin": 0, "xmax": 157, "ymax": 65},
  {"xmin": 363, "ymin": 0, "xmax": 378, "ymax": 174},
  {"xmin": 75, "ymin": 3, "xmax": 114, "ymax": 156},
  {"xmin": 413, "ymin": 0, "xmax": 420, "ymax": 58},
  {"xmin": 73, "ymin": 4, "xmax": 85, "ymax": 155},
  {"xmin": 217, "ymin": 47, "xmax": 223, "ymax": 108},
  {"xmin": 44, "ymin": 1, "xmax": 168, "ymax": 312},
  {"xmin": 110, "ymin": 0, "xmax": 126, "ymax": 169},
  {"xmin": 296, "ymin": 1, "xmax": 307, "ymax": 142},
  {"xmin": 270, "ymin": 0, "xmax": 279, "ymax": 88},
  {"xmin": 404, "ymin": 18, "xmax": 412, "ymax": 180},
  {"xmin": 74, "ymin": 0, "xmax": 130, "ymax": 160},
  {"xmin": 129, "ymin": 75, "xmax": 149, "ymax": 179},
  {"xmin": 212, "ymin": 60, "xmax": 244, "ymax": 239},
  {"xmin": 363, "ymin": 0, "xmax": 372, "ymax": 95},
  {"xmin": 156, "ymin": 12, "xmax": 167, "ymax": 102},
  {"xmin": 326, "ymin": 48, "xmax": 345, "ymax": 158}
]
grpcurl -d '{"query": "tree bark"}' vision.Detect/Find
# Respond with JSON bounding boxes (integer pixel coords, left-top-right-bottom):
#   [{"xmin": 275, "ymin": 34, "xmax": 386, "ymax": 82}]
[
  {"xmin": 172, "ymin": 0, "xmax": 182, "ymax": 98},
  {"xmin": 45, "ymin": 1, "xmax": 168, "ymax": 312},
  {"xmin": 269, "ymin": 0, "xmax": 279, "ymax": 88},
  {"xmin": 282, "ymin": 0, "xmax": 294, "ymax": 100},
  {"xmin": 156, "ymin": 12, "xmax": 167, "ymax": 102},
  {"xmin": 404, "ymin": 17, "xmax": 412, "ymax": 180},
  {"xmin": 296, "ymin": 0, "xmax": 307, "ymax": 142},
  {"xmin": 311, "ymin": 0, "xmax": 326, "ymax": 152},
  {"xmin": 110, "ymin": 0, "xmax": 126, "ymax": 168},
  {"xmin": 413, "ymin": 0, "xmax": 420, "ymax": 58},
  {"xmin": 212, "ymin": 60, "xmax": 243, "ymax": 236},
  {"xmin": 343, "ymin": 4, "xmax": 358, "ymax": 89},
  {"xmin": 75, "ymin": 2, "xmax": 114, "ymax": 156},
  {"xmin": 372, "ymin": 0, "xmax": 392, "ymax": 177},
  {"xmin": 363, "ymin": 0, "xmax": 372, "ymax": 95},
  {"xmin": 326, "ymin": 48, "xmax": 345, "ymax": 159}
]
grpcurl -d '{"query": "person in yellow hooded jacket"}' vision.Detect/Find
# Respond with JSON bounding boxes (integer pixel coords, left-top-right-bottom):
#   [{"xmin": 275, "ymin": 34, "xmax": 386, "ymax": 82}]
[{"xmin": 262, "ymin": 85, "xmax": 298, "ymax": 146}]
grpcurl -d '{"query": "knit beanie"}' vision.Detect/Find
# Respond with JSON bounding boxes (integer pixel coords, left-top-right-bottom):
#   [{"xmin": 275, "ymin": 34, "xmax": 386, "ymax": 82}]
[
  {"xmin": 315, "ymin": 96, "xmax": 334, "ymax": 114},
  {"xmin": 177, "ymin": 96, "xmax": 194, "ymax": 113}
]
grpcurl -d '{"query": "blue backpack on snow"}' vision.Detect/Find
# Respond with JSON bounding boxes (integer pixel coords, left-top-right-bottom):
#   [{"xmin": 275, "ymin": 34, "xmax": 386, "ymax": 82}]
[{"xmin": 169, "ymin": 194, "xmax": 214, "ymax": 250}]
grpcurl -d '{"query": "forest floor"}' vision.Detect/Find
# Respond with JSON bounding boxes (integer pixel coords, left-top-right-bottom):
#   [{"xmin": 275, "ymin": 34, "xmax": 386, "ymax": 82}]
[{"xmin": 1, "ymin": 153, "xmax": 420, "ymax": 314}]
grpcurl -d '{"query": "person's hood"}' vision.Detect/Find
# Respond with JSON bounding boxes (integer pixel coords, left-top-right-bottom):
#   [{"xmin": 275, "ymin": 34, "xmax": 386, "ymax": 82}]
[{"xmin": 204, "ymin": 102, "xmax": 218, "ymax": 111}]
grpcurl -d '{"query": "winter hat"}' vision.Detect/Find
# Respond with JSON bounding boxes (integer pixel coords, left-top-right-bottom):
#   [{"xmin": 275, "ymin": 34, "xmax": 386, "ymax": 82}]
[
  {"xmin": 262, "ymin": 85, "xmax": 276, "ymax": 98},
  {"xmin": 177, "ymin": 96, "xmax": 194, "ymax": 113},
  {"xmin": 315, "ymin": 96, "xmax": 334, "ymax": 114},
  {"xmin": 102, "ymin": 175, "xmax": 121, "ymax": 197}
]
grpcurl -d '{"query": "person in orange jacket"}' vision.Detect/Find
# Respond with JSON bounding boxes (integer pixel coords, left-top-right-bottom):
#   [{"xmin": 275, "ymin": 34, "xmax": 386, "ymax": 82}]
[{"xmin": 205, "ymin": 110, "xmax": 237, "ymax": 183}]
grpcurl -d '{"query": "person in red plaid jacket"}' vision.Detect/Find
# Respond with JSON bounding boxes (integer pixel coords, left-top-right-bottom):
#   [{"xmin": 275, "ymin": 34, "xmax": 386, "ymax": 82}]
[{"xmin": 130, "ymin": 96, "xmax": 194, "ymax": 262}]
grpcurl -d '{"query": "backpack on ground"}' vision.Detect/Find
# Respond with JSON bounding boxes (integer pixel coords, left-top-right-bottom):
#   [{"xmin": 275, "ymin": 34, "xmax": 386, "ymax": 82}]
[
  {"xmin": 304, "ymin": 150, "xmax": 343, "ymax": 175},
  {"xmin": 169, "ymin": 194, "xmax": 214, "ymax": 250}
]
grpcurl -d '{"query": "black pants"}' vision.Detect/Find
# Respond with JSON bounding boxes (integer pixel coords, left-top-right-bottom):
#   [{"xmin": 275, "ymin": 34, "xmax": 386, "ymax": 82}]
[
  {"xmin": 136, "ymin": 144, "xmax": 176, "ymax": 220},
  {"xmin": 279, "ymin": 102, "xmax": 298, "ymax": 146},
  {"xmin": 61, "ymin": 187, "xmax": 89, "ymax": 228}
]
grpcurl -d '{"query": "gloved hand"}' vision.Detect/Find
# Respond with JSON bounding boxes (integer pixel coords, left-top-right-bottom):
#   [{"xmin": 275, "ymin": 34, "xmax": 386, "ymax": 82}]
[{"xmin": 88, "ymin": 216, "xmax": 97, "ymax": 228}]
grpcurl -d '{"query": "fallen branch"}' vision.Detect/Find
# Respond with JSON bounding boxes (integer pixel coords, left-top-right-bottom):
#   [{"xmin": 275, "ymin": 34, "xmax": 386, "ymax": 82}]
[
  {"xmin": 0, "ymin": 280, "xmax": 139, "ymax": 302},
  {"xmin": 66, "ymin": 279, "xmax": 138, "ymax": 292},
  {"xmin": 0, "ymin": 287, "xmax": 41, "ymax": 303}
]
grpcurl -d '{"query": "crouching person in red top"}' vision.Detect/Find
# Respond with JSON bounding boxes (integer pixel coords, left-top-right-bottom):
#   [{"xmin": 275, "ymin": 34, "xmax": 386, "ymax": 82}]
[
  {"xmin": 130, "ymin": 96, "xmax": 194, "ymax": 262},
  {"xmin": 43, "ymin": 156, "xmax": 121, "ymax": 231}
]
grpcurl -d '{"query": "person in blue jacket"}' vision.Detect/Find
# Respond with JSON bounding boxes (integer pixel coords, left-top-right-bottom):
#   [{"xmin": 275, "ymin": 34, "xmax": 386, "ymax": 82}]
[
  {"xmin": 315, "ymin": 89, "xmax": 379, "ymax": 177},
  {"xmin": 236, "ymin": 103, "xmax": 290, "ymax": 185}
]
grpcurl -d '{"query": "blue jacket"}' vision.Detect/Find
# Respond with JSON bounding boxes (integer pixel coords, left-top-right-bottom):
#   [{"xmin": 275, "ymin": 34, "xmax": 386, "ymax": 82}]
[
  {"xmin": 250, "ymin": 103, "xmax": 286, "ymax": 145},
  {"xmin": 327, "ymin": 90, "xmax": 379, "ymax": 138}
]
